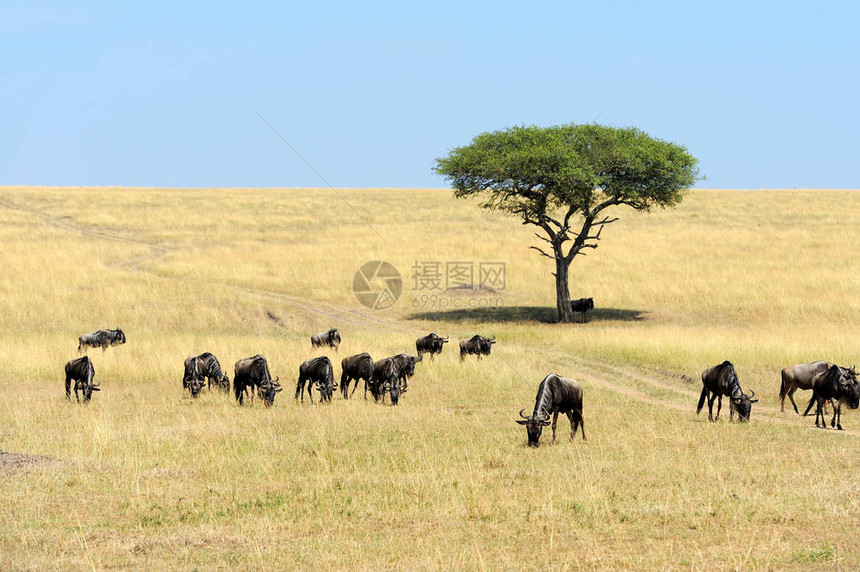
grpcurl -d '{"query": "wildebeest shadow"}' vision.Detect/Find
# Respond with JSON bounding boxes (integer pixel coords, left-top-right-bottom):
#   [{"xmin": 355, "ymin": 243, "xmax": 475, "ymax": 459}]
[{"xmin": 406, "ymin": 306, "xmax": 647, "ymax": 324}]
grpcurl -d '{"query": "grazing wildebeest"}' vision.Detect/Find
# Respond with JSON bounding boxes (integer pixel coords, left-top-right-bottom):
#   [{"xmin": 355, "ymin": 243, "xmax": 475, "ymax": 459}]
[
  {"xmin": 696, "ymin": 361, "xmax": 758, "ymax": 422},
  {"xmin": 78, "ymin": 328, "xmax": 126, "ymax": 352},
  {"xmin": 371, "ymin": 358, "xmax": 400, "ymax": 405},
  {"xmin": 801, "ymin": 364, "xmax": 860, "ymax": 430},
  {"xmin": 780, "ymin": 361, "xmax": 856, "ymax": 413},
  {"xmin": 416, "ymin": 333, "xmax": 448, "ymax": 358},
  {"xmin": 64, "ymin": 356, "xmax": 100, "ymax": 402},
  {"xmin": 296, "ymin": 356, "xmax": 337, "ymax": 404},
  {"xmin": 341, "ymin": 352, "xmax": 373, "ymax": 399},
  {"xmin": 459, "ymin": 335, "xmax": 495, "ymax": 361},
  {"xmin": 182, "ymin": 356, "xmax": 206, "ymax": 398},
  {"xmin": 570, "ymin": 298, "xmax": 594, "ymax": 323},
  {"xmin": 516, "ymin": 374, "xmax": 586, "ymax": 447},
  {"xmin": 233, "ymin": 355, "xmax": 282, "ymax": 407},
  {"xmin": 185, "ymin": 352, "xmax": 230, "ymax": 393},
  {"xmin": 391, "ymin": 353, "xmax": 422, "ymax": 393},
  {"xmin": 311, "ymin": 328, "xmax": 341, "ymax": 351}
]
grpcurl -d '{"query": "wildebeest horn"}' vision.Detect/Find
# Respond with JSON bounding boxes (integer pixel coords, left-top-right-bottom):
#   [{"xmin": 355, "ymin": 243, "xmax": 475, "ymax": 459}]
[
  {"xmin": 518, "ymin": 408, "xmax": 529, "ymax": 419},
  {"xmin": 748, "ymin": 390, "xmax": 755, "ymax": 399}
]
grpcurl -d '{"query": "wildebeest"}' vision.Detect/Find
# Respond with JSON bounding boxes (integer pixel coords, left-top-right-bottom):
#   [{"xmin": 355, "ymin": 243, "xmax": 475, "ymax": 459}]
[
  {"xmin": 185, "ymin": 352, "xmax": 230, "ymax": 393},
  {"xmin": 459, "ymin": 335, "xmax": 495, "ymax": 361},
  {"xmin": 801, "ymin": 364, "xmax": 860, "ymax": 430},
  {"xmin": 780, "ymin": 361, "xmax": 856, "ymax": 413},
  {"xmin": 416, "ymin": 333, "xmax": 448, "ymax": 358},
  {"xmin": 311, "ymin": 327, "xmax": 341, "ymax": 351},
  {"xmin": 516, "ymin": 374, "xmax": 586, "ymax": 447},
  {"xmin": 696, "ymin": 361, "xmax": 758, "ymax": 422},
  {"xmin": 370, "ymin": 358, "xmax": 400, "ymax": 405},
  {"xmin": 78, "ymin": 328, "xmax": 126, "ymax": 352},
  {"xmin": 182, "ymin": 356, "xmax": 206, "ymax": 398},
  {"xmin": 570, "ymin": 298, "xmax": 594, "ymax": 323},
  {"xmin": 340, "ymin": 352, "xmax": 373, "ymax": 399},
  {"xmin": 391, "ymin": 353, "xmax": 422, "ymax": 393},
  {"xmin": 64, "ymin": 356, "xmax": 100, "ymax": 402},
  {"xmin": 296, "ymin": 356, "xmax": 337, "ymax": 404},
  {"xmin": 233, "ymin": 355, "xmax": 282, "ymax": 407}
]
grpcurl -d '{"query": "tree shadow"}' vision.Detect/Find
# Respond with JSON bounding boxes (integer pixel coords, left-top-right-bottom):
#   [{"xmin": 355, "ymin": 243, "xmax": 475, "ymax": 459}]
[{"xmin": 406, "ymin": 306, "xmax": 647, "ymax": 324}]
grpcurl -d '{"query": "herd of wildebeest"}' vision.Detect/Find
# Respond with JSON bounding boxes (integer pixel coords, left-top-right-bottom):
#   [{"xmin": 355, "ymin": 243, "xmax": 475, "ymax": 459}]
[{"xmin": 64, "ymin": 325, "xmax": 860, "ymax": 447}]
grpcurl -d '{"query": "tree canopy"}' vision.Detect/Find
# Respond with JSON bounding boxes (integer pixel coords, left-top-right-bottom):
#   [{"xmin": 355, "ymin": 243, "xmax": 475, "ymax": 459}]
[{"xmin": 435, "ymin": 123, "xmax": 699, "ymax": 322}]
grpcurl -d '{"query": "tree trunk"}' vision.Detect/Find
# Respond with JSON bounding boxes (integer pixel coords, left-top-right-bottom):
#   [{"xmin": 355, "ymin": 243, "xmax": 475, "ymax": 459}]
[{"xmin": 555, "ymin": 257, "xmax": 574, "ymax": 323}]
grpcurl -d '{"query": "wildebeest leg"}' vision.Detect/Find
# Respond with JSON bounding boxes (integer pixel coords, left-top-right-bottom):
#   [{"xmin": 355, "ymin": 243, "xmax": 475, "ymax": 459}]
[
  {"xmin": 786, "ymin": 386, "xmax": 799, "ymax": 414},
  {"xmin": 551, "ymin": 411, "xmax": 559, "ymax": 443},
  {"xmin": 729, "ymin": 400, "xmax": 734, "ymax": 422},
  {"xmin": 714, "ymin": 395, "xmax": 722, "ymax": 421},
  {"xmin": 295, "ymin": 377, "xmax": 305, "ymax": 403},
  {"xmin": 65, "ymin": 375, "xmax": 72, "ymax": 399},
  {"xmin": 566, "ymin": 411, "xmax": 578, "ymax": 441},
  {"xmin": 707, "ymin": 393, "xmax": 716, "ymax": 421},
  {"xmin": 351, "ymin": 377, "xmax": 360, "ymax": 397}
]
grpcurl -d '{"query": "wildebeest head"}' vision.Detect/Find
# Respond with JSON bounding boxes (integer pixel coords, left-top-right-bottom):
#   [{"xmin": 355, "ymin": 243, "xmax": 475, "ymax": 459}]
[
  {"xmin": 516, "ymin": 408, "xmax": 551, "ymax": 448},
  {"xmin": 730, "ymin": 389, "xmax": 757, "ymax": 421},
  {"xmin": 835, "ymin": 368, "xmax": 860, "ymax": 409},
  {"xmin": 77, "ymin": 379, "xmax": 101, "ymax": 402},
  {"xmin": 480, "ymin": 336, "xmax": 496, "ymax": 355},
  {"xmin": 329, "ymin": 328, "xmax": 341, "ymax": 344},
  {"xmin": 259, "ymin": 377, "xmax": 283, "ymax": 407},
  {"xmin": 115, "ymin": 328, "xmax": 126, "ymax": 344},
  {"xmin": 187, "ymin": 376, "xmax": 205, "ymax": 398}
]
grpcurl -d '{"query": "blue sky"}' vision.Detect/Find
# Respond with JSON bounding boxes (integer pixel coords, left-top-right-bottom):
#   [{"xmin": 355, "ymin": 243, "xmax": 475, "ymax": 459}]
[{"xmin": 2, "ymin": 1, "xmax": 858, "ymax": 188}]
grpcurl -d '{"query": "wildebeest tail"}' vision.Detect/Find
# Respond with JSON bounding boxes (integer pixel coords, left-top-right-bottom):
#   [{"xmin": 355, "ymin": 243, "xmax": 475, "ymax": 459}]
[
  {"xmin": 696, "ymin": 385, "xmax": 707, "ymax": 414},
  {"xmin": 778, "ymin": 369, "xmax": 788, "ymax": 400}
]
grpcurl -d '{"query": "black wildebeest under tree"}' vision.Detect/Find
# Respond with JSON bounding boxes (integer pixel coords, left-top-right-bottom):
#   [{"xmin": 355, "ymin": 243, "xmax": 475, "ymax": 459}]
[
  {"xmin": 436, "ymin": 124, "xmax": 699, "ymax": 323},
  {"xmin": 697, "ymin": 361, "xmax": 758, "ymax": 422},
  {"xmin": 64, "ymin": 356, "xmax": 101, "ymax": 402},
  {"xmin": 516, "ymin": 373, "xmax": 586, "ymax": 448}
]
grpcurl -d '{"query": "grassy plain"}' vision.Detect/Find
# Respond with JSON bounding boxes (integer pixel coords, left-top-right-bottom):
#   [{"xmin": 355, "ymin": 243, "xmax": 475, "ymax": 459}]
[{"xmin": 0, "ymin": 186, "xmax": 858, "ymax": 570}]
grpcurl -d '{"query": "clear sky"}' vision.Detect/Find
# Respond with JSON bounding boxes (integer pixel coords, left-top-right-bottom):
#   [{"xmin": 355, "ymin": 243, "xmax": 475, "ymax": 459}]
[{"xmin": 2, "ymin": 1, "xmax": 858, "ymax": 189}]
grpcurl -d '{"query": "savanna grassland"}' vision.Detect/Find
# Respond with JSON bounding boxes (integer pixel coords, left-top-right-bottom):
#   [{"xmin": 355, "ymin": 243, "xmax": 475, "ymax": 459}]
[{"xmin": 0, "ymin": 186, "xmax": 858, "ymax": 570}]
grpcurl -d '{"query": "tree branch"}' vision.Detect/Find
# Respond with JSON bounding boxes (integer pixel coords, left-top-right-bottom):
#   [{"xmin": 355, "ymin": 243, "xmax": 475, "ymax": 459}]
[{"xmin": 529, "ymin": 245, "xmax": 558, "ymax": 260}]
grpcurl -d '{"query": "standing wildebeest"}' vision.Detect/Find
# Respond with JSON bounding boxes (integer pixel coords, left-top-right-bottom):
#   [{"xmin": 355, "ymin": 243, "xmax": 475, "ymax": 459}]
[
  {"xmin": 341, "ymin": 352, "xmax": 373, "ymax": 399},
  {"xmin": 416, "ymin": 333, "xmax": 448, "ymax": 358},
  {"xmin": 64, "ymin": 356, "xmax": 101, "ymax": 402},
  {"xmin": 780, "ymin": 361, "xmax": 856, "ymax": 413},
  {"xmin": 516, "ymin": 374, "xmax": 586, "ymax": 447},
  {"xmin": 697, "ymin": 361, "xmax": 758, "ymax": 422},
  {"xmin": 233, "ymin": 355, "xmax": 282, "ymax": 407},
  {"xmin": 802, "ymin": 364, "xmax": 860, "ymax": 430},
  {"xmin": 182, "ymin": 356, "xmax": 206, "ymax": 398},
  {"xmin": 311, "ymin": 328, "xmax": 341, "ymax": 351},
  {"xmin": 391, "ymin": 353, "xmax": 422, "ymax": 393},
  {"xmin": 296, "ymin": 356, "xmax": 337, "ymax": 404},
  {"xmin": 459, "ymin": 335, "xmax": 496, "ymax": 361},
  {"xmin": 185, "ymin": 352, "xmax": 230, "ymax": 393},
  {"xmin": 370, "ymin": 357, "xmax": 400, "ymax": 405},
  {"xmin": 78, "ymin": 328, "xmax": 126, "ymax": 352},
  {"xmin": 570, "ymin": 298, "xmax": 594, "ymax": 323}
]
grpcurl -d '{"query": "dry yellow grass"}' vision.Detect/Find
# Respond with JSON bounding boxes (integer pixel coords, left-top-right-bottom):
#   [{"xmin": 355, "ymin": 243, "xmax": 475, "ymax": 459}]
[{"xmin": 0, "ymin": 186, "xmax": 858, "ymax": 570}]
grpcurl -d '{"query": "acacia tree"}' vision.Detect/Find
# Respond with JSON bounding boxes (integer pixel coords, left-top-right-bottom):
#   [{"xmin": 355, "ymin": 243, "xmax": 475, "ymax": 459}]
[{"xmin": 435, "ymin": 124, "xmax": 699, "ymax": 323}]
